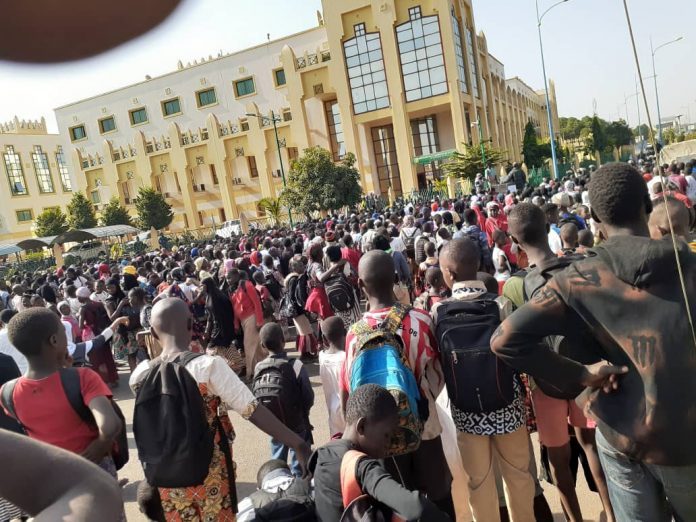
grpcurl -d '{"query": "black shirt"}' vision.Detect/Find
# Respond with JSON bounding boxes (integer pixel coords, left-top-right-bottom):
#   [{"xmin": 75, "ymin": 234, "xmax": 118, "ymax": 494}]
[{"xmin": 0, "ymin": 353, "xmax": 23, "ymax": 434}]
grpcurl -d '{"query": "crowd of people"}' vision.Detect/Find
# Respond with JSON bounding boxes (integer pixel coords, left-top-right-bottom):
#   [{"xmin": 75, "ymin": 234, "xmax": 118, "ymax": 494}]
[{"xmin": 0, "ymin": 158, "xmax": 695, "ymax": 522}]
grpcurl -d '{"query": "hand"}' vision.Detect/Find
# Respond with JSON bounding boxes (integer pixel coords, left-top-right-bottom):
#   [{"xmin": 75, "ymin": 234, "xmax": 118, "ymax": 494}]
[
  {"xmin": 119, "ymin": 297, "xmax": 130, "ymax": 307},
  {"xmin": 580, "ymin": 362, "xmax": 628, "ymax": 393},
  {"xmin": 337, "ymin": 259, "xmax": 347, "ymax": 268},
  {"xmin": 111, "ymin": 317, "xmax": 129, "ymax": 330},
  {"xmin": 293, "ymin": 441, "xmax": 312, "ymax": 478},
  {"xmin": 80, "ymin": 437, "xmax": 112, "ymax": 464}
]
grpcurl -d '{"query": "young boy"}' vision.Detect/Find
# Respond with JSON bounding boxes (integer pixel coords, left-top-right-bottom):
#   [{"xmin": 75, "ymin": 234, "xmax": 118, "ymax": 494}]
[
  {"xmin": 309, "ymin": 383, "xmax": 448, "ymax": 521},
  {"xmin": 253, "ymin": 323, "xmax": 314, "ymax": 477},
  {"xmin": 0, "ymin": 308, "xmax": 123, "ymax": 480},
  {"xmin": 319, "ymin": 317, "xmax": 347, "ymax": 437},
  {"xmin": 492, "ymin": 229, "xmax": 512, "ymax": 284},
  {"xmin": 413, "ymin": 267, "xmax": 450, "ymax": 313},
  {"xmin": 560, "ymin": 222, "xmax": 579, "ymax": 256}
]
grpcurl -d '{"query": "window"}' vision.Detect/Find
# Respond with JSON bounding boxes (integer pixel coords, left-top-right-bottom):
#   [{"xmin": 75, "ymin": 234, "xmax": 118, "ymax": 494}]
[
  {"xmin": 70, "ymin": 125, "xmax": 86, "ymax": 142},
  {"xmin": 248, "ymin": 156, "xmax": 259, "ymax": 178},
  {"xmin": 121, "ymin": 181, "xmax": 131, "ymax": 202},
  {"xmin": 325, "ymin": 100, "xmax": 346, "ymax": 162},
  {"xmin": 31, "ymin": 145, "xmax": 55, "ymax": 193},
  {"xmin": 274, "ymin": 68, "xmax": 287, "ymax": 87},
  {"xmin": 240, "ymin": 119, "xmax": 250, "ymax": 132},
  {"xmin": 234, "ymin": 77, "xmax": 256, "ymax": 97},
  {"xmin": 343, "ymin": 26, "xmax": 390, "ymax": 114},
  {"xmin": 196, "ymin": 88, "xmax": 217, "ymax": 108},
  {"xmin": 219, "ymin": 208, "xmax": 226, "ymax": 222},
  {"xmin": 282, "ymin": 109, "xmax": 292, "ymax": 122},
  {"xmin": 288, "ymin": 147, "xmax": 299, "ymax": 162},
  {"xmin": 451, "ymin": 10, "xmax": 469, "ymax": 94},
  {"xmin": 409, "ymin": 6, "xmax": 422, "ymax": 20},
  {"xmin": 90, "ymin": 190, "xmax": 101, "ymax": 204},
  {"xmin": 465, "ymin": 26, "xmax": 479, "ymax": 98},
  {"xmin": 16, "ymin": 209, "xmax": 33, "ymax": 223},
  {"xmin": 129, "ymin": 107, "xmax": 148, "ymax": 125},
  {"xmin": 99, "ymin": 116, "xmax": 116, "ymax": 134},
  {"xmin": 55, "ymin": 146, "xmax": 72, "ymax": 192},
  {"xmin": 211, "ymin": 164, "xmax": 219, "ymax": 185},
  {"xmin": 411, "ymin": 116, "xmax": 442, "ymax": 181},
  {"xmin": 396, "ymin": 12, "xmax": 448, "ymax": 102},
  {"xmin": 3, "ymin": 146, "xmax": 28, "ymax": 196},
  {"xmin": 371, "ymin": 125, "xmax": 402, "ymax": 197},
  {"xmin": 161, "ymin": 97, "xmax": 181, "ymax": 117}
]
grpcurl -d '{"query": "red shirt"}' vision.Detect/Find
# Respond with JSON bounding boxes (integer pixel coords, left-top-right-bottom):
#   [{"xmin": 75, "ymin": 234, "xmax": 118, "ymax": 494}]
[
  {"xmin": 3, "ymin": 368, "xmax": 111, "ymax": 454},
  {"xmin": 485, "ymin": 215, "xmax": 509, "ymax": 246},
  {"xmin": 341, "ymin": 247, "xmax": 361, "ymax": 273},
  {"xmin": 231, "ymin": 280, "xmax": 264, "ymax": 329}
]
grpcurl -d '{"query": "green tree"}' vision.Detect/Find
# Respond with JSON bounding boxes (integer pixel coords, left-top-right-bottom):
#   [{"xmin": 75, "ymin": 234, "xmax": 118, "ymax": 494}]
[
  {"xmin": 100, "ymin": 197, "xmax": 133, "ymax": 227},
  {"xmin": 521, "ymin": 121, "xmax": 552, "ymax": 168},
  {"xmin": 443, "ymin": 142, "xmax": 507, "ymax": 181},
  {"xmin": 257, "ymin": 197, "xmax": 283, "ymax": 225},
  {"xmin": 134, "ymin": 187, "xmax": 173, "ymax": 230},
  {"xmin": 633, "ymin": 124, "xmax": 650, "ymax": 139},
  {"xmin": 34, "ymin": 207, "xmax": 69, "ymax": 237},
  {"xmin": 606, "ymin": 120, "xmax": 634, "ymax": 153},
  {"xmin": 280, "ymin": 148, "xmax": 362, "ymax": 217},
  {"xmin": 66, "ymin": 192, "xmax": 97, "ymax": 229}
]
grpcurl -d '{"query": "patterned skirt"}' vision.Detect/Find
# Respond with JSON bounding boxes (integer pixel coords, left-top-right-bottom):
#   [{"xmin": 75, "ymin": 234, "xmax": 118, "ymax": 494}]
[{"xmin": 112, "ymin": 331, "xmax": 138, "ymax": 360}]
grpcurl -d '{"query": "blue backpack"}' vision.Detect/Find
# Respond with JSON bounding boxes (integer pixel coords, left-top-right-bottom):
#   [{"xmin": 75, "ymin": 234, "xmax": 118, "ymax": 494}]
[{"xmin": 348, "ymin": 304, "xmax": 425, "ymax": 457}]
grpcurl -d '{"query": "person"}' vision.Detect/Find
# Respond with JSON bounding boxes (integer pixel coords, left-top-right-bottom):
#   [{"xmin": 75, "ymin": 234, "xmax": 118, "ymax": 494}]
[
  {"xmin": 319, "ymin": 317, "xmax": 347, "ymax": 437},
  {"xmin": 227, "ymin": 268, "xmax": 266, "ymax": 377},
  {"xmin": 305, "ymin": 243, "xmax": 340, "ymax": 331},
  {"xmin": 553, "ymin": 192, "xmax": 586, "ymax": 230},
  {"xmin": 434, "ymin": 238, "xmax": 536, "ymax": 521},
  {"xmin": 413, "ymin": 267, "xmax": 449, "ymax": 313},
  {"xmin": 199, "ymin": 277, "xmax": 244, "ymax": 375},
  {"xmin": 505, "ymin": 203, "xmax": 615, "ymax": 522},
  {"xmin": 309, "ymin": 383, "xmax": 449, "ymax": 522},
  {"xmin": 648, "ymin": 195, "xmax": 691, "ymax": 242},
  {"xmin": 399, "ymin": 214, "xmax": 421, "ymax": 261},
  {"xmin": 340, "ymin": 233, "xmax": 362, "ymax": 275},
  {"xmin": 340, "ymin": 251, "xmax": 454, "ymax": 517},
  {"xmin": 0, "ymin": 309, "xmax": 125, "ymax": 501},
  {"xmin": 455, "ymin": 208, "xmax": 493, "ymax": 273},
  {"xmin": 285, "ymin": 258, "xmax": 319, "ymax": 359},
  {"xmin": 324, "ymin": 245, "xmax": 361, "ymax": 331},
  {"xmin": 58, "ymin": 300, "xmax": 79, "ymax": 342},
  {"xmin": 484, "ymin": 202, "xmax": 508, "ymax": 247},
  {"xmin": 0, "ymin": 309, "xmax": 27, "ymax": 374},
  {"xmin": 103, "ymin": 276, "xmax": 126, "ymax": 319},
  {"xmin": 491, "ymin": 229, "xmax": 512, "ymax": 284},
  {"xmin": 91, "ymin": 279, "xmax": 110, "ymax": 303},
  {"xmin": 253, "ymin": 271, "xmax": 276, "ymax": 323},
  {"xmin": 130, "ymin": 298, "xmax": 311, "ymax": 521},
  {"xmin": 492, "ymin": 162, "xmax": 696, "ymax": 521},
  {"xmin": 254, "ymin": 323, "xmax": 314, "ymax": 477},
  {"xmin": 577, "ymin": 229, "xmax": 595, "ymax": 253},
  {"xmin": 111, "ymin": 287, "xmax": 146, "ymax": 371},
  {"xmin": 559, "ymin": 222, "xmax": 579, "ymax": 255},
  {"xmin": 414, "ymin": 222, "xmax": 434, "ymax": 265},
  {"xmin": 77, "ymin": 286, "xmax": 119, "ymax": 386},
  {"xmin": 504, "ymin": 162, "xmax": 526, "ymax": 193}
]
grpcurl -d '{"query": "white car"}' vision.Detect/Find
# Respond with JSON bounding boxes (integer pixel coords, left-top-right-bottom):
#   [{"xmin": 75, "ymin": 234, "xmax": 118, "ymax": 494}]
[
  {"xmin": 66, "ymin": 241, "xmax": 107, "ymax": 261},
  {"xmin": 216, "ymin": 220, "xmax": 241, "ymax": 239}
]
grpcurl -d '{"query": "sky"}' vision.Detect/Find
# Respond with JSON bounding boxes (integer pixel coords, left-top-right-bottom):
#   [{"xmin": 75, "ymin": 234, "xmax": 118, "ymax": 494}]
[{"xmin": 0, "ymin": 0, "xmax": 693, "ymax": 133}]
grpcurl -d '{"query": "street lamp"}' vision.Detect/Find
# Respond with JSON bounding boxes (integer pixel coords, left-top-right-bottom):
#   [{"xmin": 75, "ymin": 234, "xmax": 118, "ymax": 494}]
[
  {"xmin": 536, "ymin": 0, "xmax": 570, "ymax": 180},
  {"xmin": 625, "ymin": 89, "xmax": 643, "ymax": 154},
  {"xmin": 651, "ymin": 36, "xmax": 684, "ymax": 145},
  {"xmin": 471, "ymin": 120, "xmax": 486, "ymax": 168},
  {"xmin": 246, "ymin": 110, "xmax": 293, "ymax": 226}
]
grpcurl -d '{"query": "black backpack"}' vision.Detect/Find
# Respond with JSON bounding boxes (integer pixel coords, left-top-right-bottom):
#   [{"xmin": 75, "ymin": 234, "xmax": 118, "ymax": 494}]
[
  {"xmin": 294, "ymin": 271, "xmax": 310, "ymax": 311},
  {"xmin": 280, "ymin": 275, "xmax": 300, "ymax": 319},
  {"xmin": 251, "ymin": 478, "xmax": 316, "ymax": 521},
  {"xmin": 325, "ymin": 274, "xmax": 356, "ymax": 313},
  {"xmin": 265, "ymin": 271, "xmax": 283, "ymax": 301},
  {"xmin": 414, "ymin": 235, "xmax": 430, "ymax": 265},
  {"xmin": 1, "ymin": 367, "xmax": 129, "ymax": 470},
  {"xmin": 133, "ymin": 352, "xmax": 214, "ymax": 488},
  {"xmin": 434, "ymin": 295, "xmax": 517, "ymax": 413},
  {"xmin": 401, "ymin": 228, "xmax": 418, "ymax": 260},
  {"xmin": 252, "ymin": 358, "xmax": 305, "ymax": 433}
]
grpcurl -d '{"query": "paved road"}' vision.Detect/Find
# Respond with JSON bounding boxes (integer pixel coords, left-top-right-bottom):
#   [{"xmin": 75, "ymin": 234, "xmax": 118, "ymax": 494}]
[{"xmin": 114, "ymin": 344, "xmax": 605, "ymax": 521}]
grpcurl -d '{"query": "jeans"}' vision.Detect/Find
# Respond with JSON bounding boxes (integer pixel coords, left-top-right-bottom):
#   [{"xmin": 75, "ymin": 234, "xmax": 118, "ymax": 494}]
[
  {"xmin": 270, "ymin": 429, "xmax": 311, "ymax": 477},
  {"xmin": 596, "ymin": 428, "xmax": 696, "ymax": 521}
]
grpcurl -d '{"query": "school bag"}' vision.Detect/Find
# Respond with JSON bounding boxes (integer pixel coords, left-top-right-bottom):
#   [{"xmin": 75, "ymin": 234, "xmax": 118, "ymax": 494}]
[
  {"xmin": 348, "ymin": 304, "xmax": 425, "ymax": 457},
  {"xmin": 401, "ymin": 229, "xmax": 418, "ymax": 260},
  {"xmin": 265, "ymin": 271, "xmax": 283, "ymax": 301},
  {"xmin": 133, "ymin": 352, "xmax": 214, "ymax": 487},
  {"xmin": 252, "ymin": 358, "xmax": 306, "ymax": 433},
  {"xmin": 250, "ymin": 477, "xmax": 316, "ymax": 521},
  {"xmin": 1, "ymin": 367, "xmax": 129, "ymax": 470},
  {"xmin": 339, "ymin": 450, "xmax": 403, "ymax": 522},
  {"xmin": 434, "ymin": 294, "xmax": 517, "ymax": 413},
  {"xmin": 280, "ymin": 275, "xmax": 300, "ymax": 319},
  {"xmin": 294, "ymin": 271, "xmax": 310, "ymax": 310},
  {"xmin": 325, "ymin": 274, "xmax": 356, "ymax": 313},
  {"xmin": 414, "ymin": 235, "xmax": 430, "ymax": 265}
]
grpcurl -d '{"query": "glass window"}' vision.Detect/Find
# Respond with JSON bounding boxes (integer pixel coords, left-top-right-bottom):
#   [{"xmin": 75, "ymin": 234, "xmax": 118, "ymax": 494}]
[
  {"xmin": 129, "ymin": 107, "xmax": 148, "ymax": 125},
  {"xmin": 240, "ymin": 120, "xmax": 250, "ymax": 132},
  {"xmin": 90, "ymin": 190, "xmax": 101, "ymax": 204},
  {"xmin": 196, "ymin": 88, "xmax": 217, "ymax": 107},
  {"xmin": 325, "ymin": 100, "xmax": 346, "ymax": 162},
  {"xmin": 396, "ymin": 13, "xmax": 448, "ymax": 102},
  {"xmin": 3, "ymin": 146, "xmax": 28, "ymax": 196},
  {"xmin": 248, "ymin": 156, "xmax": 259, "ymax": 178},
  {"xmin": 16, "ymin": 209, "xmax": 33, "ymax": 222},
  {"xmin": 411, "ymin": 116, "xmax": 443, "ymax": 182},
  {"xmin": 55, "ymin": 146, "xmax": 72, "ymax": 192},
  {"xmin": 235, "ymin": 77, "xmax": 256, "ymax": 97},
  {"xmin": 371, "ymin": 125, "xmax": 402, "ymax": 197},
  {"xmin": 282, "ymin": 109, "xmax": 292, "ymax": 122},
  {"xmin": 31, "ymin": 145, "xmax": 54, "ymax": 193},
  {"xmin": 99, "ymin": 116, "xmax": 116, "ymax": 134},
  {"xmin": 211, "ymin": 164, "xmax": 219, "ymax": 185},
  {"xmin": 274, "ymin": 68, "xmax": 286, "ymax": 86},
  {"xmin": 70, "ymin": 125, "xmax": 86, "ymax": 141},
  {"xmin": 162, "ymin": 98, "xmax": 181, "ymax": 116},
  {"xmin": 465, "ymin": 26, "xmax": 479, "ymax": 98},
  {"xmin": 343, "ymin": 31, "xmax": 390, "ymax": 115}
]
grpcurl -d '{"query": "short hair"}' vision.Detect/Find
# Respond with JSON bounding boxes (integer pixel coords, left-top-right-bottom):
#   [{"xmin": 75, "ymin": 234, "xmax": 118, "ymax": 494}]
[
  {"xmin": 560, "ymin": 223, "xmax": 579, "ymax": 246},
  {"xmin": 424, "ymin": 241, "xmax": 437, "ymax": 257},
  {"xmin": 650, "ymin": 196, "xmax": 690, "ymax": 238},
  {"xmin": 589, "ymin": 163, "xmax": 649, "ymax": 226},
  {"xmin": 8, "ymin": 308, "xmax": 62, "ymax": 357},
  {"xmin": 259, "ymin": 322, "xmax": 284, "ymax": 353},
  {"xmin": 252, "ymin": 271, "xmax": 265, "ymax": 285},
  {"xmin": 320, "ymin": 316, "xmax": 346, "ymax": 347},
  {"xmin": 463, "ymin": 208, "xmax": 478, "ymax": 226},
  {"xmin": 578, "ymin": 229, "xmax": 595, "ymax": 248},
  {"xmin": 424, "ymin": 266, "xmax": 444, "ymax": 288},
  {"xmin": 477, "ymin": 272, "xmax": 499, "ymax": 294},
  {"xmin": 440, "ymin": 238, "xmax": 480, "ymax": 275},
  {"xmin": 372, "ymin": 234, "xmax": 391, "ymax": 252},
  {"xmin": 326, "ymin": 245, "xmax": 342, "ymax": 263},
  {"xmin": 345, "ymin": 384, "xmax": 397, "ymax": 425},
  {"xmin": 0, "ymin": 309, "xmax": 17, "ymax": 325},
  {"xmin": 256, "ymin": 459, "xmax": 290, "ymax": 488},
  {"xmin": 508, "ymin": 203, "xmax": 548, "ymax": 246}
]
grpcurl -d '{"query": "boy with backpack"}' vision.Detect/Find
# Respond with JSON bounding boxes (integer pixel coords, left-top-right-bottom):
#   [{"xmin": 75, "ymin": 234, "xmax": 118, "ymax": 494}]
[
  {"xmin": 433, "ymin": 238, "xmax": 535, "ymax": 521},
  {"xmin": 309, "ymin": 383, "xmax": 449, "ymax": 521},
  {"xmin": 340, "ymin": 250, "xmax": 454, "ymax": 517},
  {"xmin": 253, "ymin": 323, "xmax": 314, "ymax": 477},
  {"xmin": 413, "ymin": 267, "xmax": 449, "ymax": 313}
]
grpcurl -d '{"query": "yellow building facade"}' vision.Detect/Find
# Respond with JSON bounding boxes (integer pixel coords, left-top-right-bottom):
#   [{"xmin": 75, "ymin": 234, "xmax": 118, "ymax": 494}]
[
  {"xmin": 0, "ymin": 117, "xmax": 75, "ymax": 243},
  {"xmin": 45, "ymin": 0, "xmax": 559, "ymax": 236}
]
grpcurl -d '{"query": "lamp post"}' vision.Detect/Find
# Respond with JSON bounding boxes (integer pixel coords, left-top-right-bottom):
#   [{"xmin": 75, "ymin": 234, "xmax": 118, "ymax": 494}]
[
  {"xmin": 471, "ymin": 120, "xmax": 486, "ymax": 168},
  {"xmin": 651, "ymin": 36, "xmax": 683, "ymax": 145},
  {"xmin": 246, "ymin": 110, "xmax": 293, "ymax": 226},
  {"xmin": 625, "ymin": 89, "xmax": 643, "ymax": 154},
  {"xmin": 536, "ymin": 0, "xmax": 569, "ymax": 180}
]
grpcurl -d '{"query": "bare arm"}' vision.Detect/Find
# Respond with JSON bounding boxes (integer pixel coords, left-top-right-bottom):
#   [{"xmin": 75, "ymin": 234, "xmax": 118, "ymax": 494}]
[
  {"xmin": 317, "ymin": 261, "xmax": 345, "ymax": 284},
  {"xmin": 81, "ymin": 396, "xmax": 121, "ymax": 463}
]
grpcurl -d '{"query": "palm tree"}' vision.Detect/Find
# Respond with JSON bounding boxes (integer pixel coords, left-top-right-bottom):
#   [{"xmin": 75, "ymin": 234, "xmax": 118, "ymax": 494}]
[{"xmin": 258, "ymin": 197, "xmax": 283, "ymax": 225}]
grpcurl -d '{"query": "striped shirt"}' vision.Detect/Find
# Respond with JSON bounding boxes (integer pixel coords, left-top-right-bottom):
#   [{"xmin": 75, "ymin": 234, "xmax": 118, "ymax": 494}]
[{"xmin": 339, "ymin": 307, "xmax": 445, "ymax": 440}]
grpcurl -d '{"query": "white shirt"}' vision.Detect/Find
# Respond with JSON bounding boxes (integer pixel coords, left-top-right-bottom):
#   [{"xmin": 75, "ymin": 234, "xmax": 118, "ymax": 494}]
[
  {"xmin": 548, "ymin": 229, "xmax": 563, "ymax": 255},
  {"xmin": 0, "ymin": 329, "xmax": 28, "ymax": 375},
  {"xmin": 390, "ymin": 236, "xmax": 406, "ymax": 253},
  {"xmin": 318, "ymin": 350, "xmax": 346, "ymax": 436},
  {"xmin": 90, "ymin": 291, "xmax": 110, "ymax": 303},
  {"xmin": 686, "ymin": 176, "xmax": 696, "ymax": 204}
]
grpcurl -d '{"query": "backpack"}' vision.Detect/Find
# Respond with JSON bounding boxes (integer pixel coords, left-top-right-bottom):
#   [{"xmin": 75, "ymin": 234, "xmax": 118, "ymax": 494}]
[
  {"xmin": 252, "ymin": 358, "xmax": 306, "ymax": 433},
  {"xmin": 294, "ymin": 271, "xmax": 310, "ymax": 311},
  {"xmin": 265, "ymin": 271, "xmax": 283, "ymax": 301},
  {"xmin": 348, "ymin": 305, "xmax": 425, "ymax": 457},
  {"xmin": 433, "ymin": 295, "xmax": 517, "ymax": 413},
  {"xmin": 251, "ymin": 478, "xmax": 316, "ymax": 522},
  {"xmin": 133, "ymin": 352, "xmax": 215, "ymax": 488},
  {"xmin": 280, "ymin": 275, "xmax": 300, "ymax": 319},
  {"xmin": 1, "ymin": 367, "xmax": 129, "ymax": 470},
  {"xmin": 339, "ymin": 450, "xmax": 402, "ymax": 522},
  {"xmin": 325, "ymin": 274, "xmax": 356, "ymax": 313},
  {"xmin": 414, "ymin": 235, "xmax": 430, "ymax": 265},
  {"xmin": 401, "ymin": 229, "xmax": 418, "ymax": 260}
]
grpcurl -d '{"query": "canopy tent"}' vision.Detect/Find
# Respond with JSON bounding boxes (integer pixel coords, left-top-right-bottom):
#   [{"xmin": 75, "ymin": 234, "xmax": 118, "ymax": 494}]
[
  {"xmin": 15, "ymin": 237, "xmax": 57, "ymax": 250},
  {"xmin": 51, "ymin": 229, "xmax": 97, "ymax": 245},
  {"xmin": 79, "ymin": 224, "xmax": 140, "ymax": 239},
  {"xmin": 4, "ymin": 225, "xmax": 142, "ymax": 256},
  {"xmin": 0, "ymin": 244, "xmax": 22, "ymax": 257}
]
